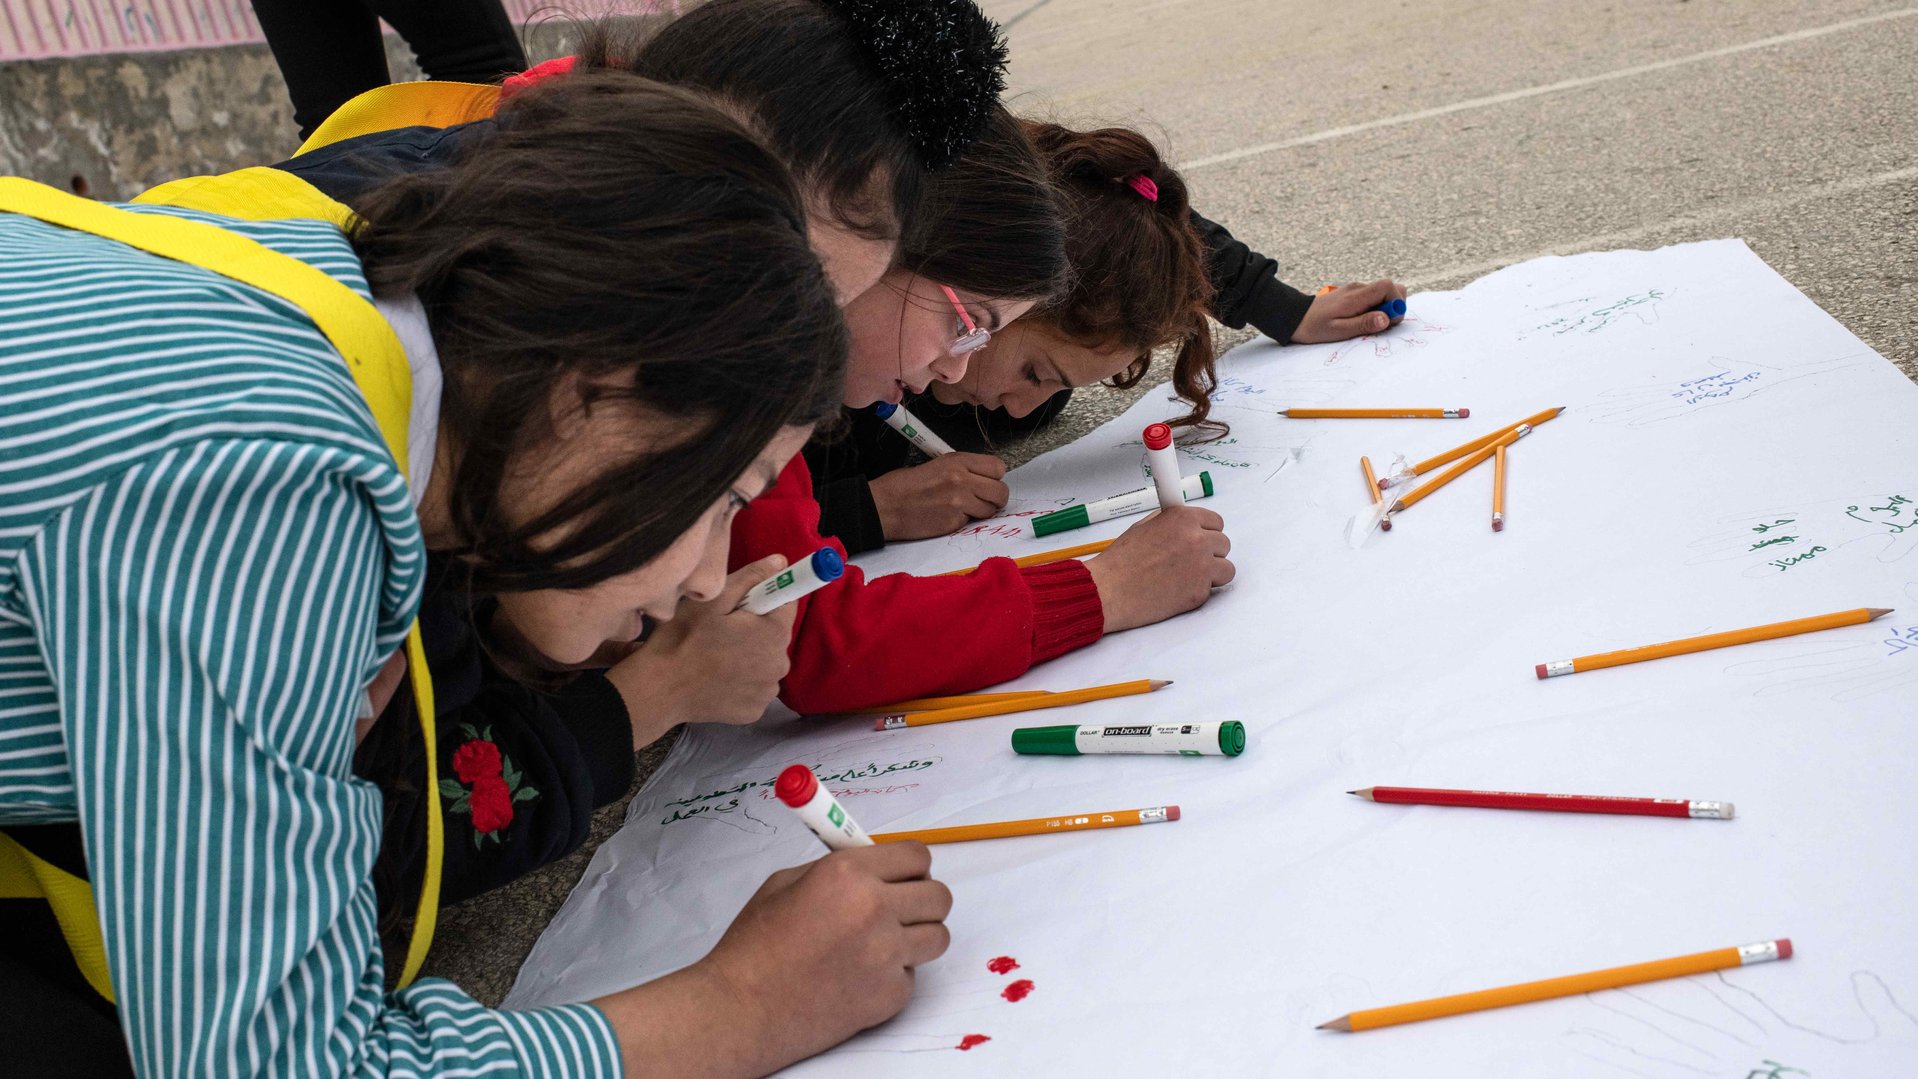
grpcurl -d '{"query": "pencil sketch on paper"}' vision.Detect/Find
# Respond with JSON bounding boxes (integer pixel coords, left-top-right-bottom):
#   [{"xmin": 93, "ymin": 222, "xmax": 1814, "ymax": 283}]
[
  {"xmin": 1563, "ymin": 968, "xmax": 1918, "ymax": 1079},
  {"xmin": 1521, "ymin": 288, "xmax": 1668, "ymax": 339},
  {"xmin": 1320, "ymin": 314, "xmax": 1451, "ymax": 367},
  {"xmin": 1580, "ymin": 353, "xmax": 1863, "ymax": 428},
  {"xmin": 1722, "ymin": 582, "xmax": 1918, "ymax": 703},
  {"xmin": 1684, "ymin": 497, "xmax": 1918, "ymax": 578}
]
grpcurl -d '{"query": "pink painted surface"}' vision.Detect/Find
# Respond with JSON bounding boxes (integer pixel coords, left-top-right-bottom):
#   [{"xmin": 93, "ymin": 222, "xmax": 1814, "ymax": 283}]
[{"xmin": 0, "ymin": 1, "xmax": 679, "ymax": 61}]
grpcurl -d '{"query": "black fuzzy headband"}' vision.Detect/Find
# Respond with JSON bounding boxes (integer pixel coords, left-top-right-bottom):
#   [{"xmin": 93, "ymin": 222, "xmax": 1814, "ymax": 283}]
[{"xmin": 817, "ymin": 0, "xmax": 1010, "ymax": 170}]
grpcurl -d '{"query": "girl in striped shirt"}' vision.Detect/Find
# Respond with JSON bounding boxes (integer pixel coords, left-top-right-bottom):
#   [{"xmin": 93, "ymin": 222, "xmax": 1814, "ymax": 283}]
[{"xmin": 0, "ymin": 72, "xmax": 948, "ymax": 1078}]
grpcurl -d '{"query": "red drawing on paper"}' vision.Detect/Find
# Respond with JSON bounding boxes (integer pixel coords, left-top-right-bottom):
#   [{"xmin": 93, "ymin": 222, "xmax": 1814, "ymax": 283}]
[
  {"xmin": 987, "ymin": 956, "xmax": 1020, "ymax": 975},
  {"xmin": 1001, "ymin": 979, "xmax": 1035, "ymax": 1003},
  {"xmin": 956, "ymin": 1034, "xmax": 991, "ymax": 1051}
]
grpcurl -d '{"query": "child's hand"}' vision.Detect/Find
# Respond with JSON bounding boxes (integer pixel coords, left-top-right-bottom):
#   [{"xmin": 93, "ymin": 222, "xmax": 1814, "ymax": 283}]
[
  {"xmin": 1085, "ymin": 506, "xmax": 1235, "ymax": 632},
  {"xmin": 604, "ymin": 554, "xmax": 798, "ymax": 745},
  {"xmin": 1291, "ymin": 278, "xmax": 1407, "ymax": 343},
  {"xmin": 595, "ymin": 843, "xmax": 951, "ymax": 1078},
  {"xmin": 869, "ymin": 452, "xmax": 1009, "ymax": 540}
]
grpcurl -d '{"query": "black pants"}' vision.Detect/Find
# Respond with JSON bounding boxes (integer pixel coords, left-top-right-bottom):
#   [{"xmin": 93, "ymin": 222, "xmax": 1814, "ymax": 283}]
[{"xmin": 250, "ymin": 0, "xmax": 528, "ymax": 140}]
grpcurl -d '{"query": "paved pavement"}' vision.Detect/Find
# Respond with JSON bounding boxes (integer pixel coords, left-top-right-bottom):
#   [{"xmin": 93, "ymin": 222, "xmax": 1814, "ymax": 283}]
[{"xmin": 427, "ymin": 0, "xmax": 1918, "ymax": 1003}]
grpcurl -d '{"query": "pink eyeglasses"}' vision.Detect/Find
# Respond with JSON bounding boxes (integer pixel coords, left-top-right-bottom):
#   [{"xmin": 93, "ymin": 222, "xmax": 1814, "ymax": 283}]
[{"xmin": 942, "ymin": 285, "xmax": 992, "ymax": 356}]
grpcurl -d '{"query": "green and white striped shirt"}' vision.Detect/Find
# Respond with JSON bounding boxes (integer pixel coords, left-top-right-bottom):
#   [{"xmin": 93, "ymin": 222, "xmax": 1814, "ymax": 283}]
[{"xmin": 0, "ymin": 203, "xmax": 621, "ymax": 1077}]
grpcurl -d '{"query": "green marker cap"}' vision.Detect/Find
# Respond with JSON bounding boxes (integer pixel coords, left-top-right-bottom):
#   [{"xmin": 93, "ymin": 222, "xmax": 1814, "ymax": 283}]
[
  {"xmin": 1218, "ymin": 720, "xmax": 1246, "ymax": 756},
  {"xmin": 1199, "ymin": 470, "xmax": 1214, "ymax": 498},
  {"xmin": 1031, "ymin": 504, "xmax": 1090, "ymax": 537},
  {"xmin": 1010, "ymin": 724, "xmax": 1082, "ymax": 755}
]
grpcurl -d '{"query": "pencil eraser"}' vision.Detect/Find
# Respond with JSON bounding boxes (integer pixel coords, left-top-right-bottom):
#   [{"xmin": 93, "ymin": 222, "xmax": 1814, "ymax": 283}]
[
  {"xmin": 1776, "ymin": 938, "xmax": 1793, "ymax": 959},
  {"xmin": 1166, "ymin": 805, "xmax": 1181, "ymax": 821},
  {"xmin": 1380, "ymin": 519, "xmax": 1392, "ymax": 532},
  {"xmin": 1457, "ymin": 407, "xmax": 1470, "ymax": 418},
  {"xmin": 1493, "ymin": 519, "xmax": 1504, "ymax": 532},
  {"xmin": 1534, "ymin": 663, "xmax": 1549, "ymax": 680}
]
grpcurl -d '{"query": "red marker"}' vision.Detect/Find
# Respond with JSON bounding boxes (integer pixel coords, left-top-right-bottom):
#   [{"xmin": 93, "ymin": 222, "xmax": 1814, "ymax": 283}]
[
  {"xmin": 775, "ymin": 764, "xmax": 874, "ymax": 850},
  {"xmin": 1143, "ymin": 423, "xmax": 1184, "ymax": 510},
  {"xmin": 1350, "ymin": 786, "xmax": 1733, "ymax": 819}
]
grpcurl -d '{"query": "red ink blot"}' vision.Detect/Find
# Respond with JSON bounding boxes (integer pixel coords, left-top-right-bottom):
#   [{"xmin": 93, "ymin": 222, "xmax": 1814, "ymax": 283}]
[
  {"xmin": 1001, "ymin": 979, "xmax": 1034, "ymax": 1003},
  {"xmin": 986, "ymin": 956, "xmax": 1020, "ymax": 975},
  {"xmin": 956, "ymin": 1034, "xmax": 991, "ymax": 1051}
]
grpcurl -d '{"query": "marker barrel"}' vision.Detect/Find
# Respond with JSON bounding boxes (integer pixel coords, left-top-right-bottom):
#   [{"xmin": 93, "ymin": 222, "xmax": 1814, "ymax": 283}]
[
  {"xmin": 774, "ymin": 764, "xmax": 873, "ymax": 851},
  {"xmin": 1013, "ymin": 721, "xmax": 1246, "ymax": 757},
  {"xmin": 1031, "ymin": 472, "xmax": 1214, "ymax": 537},
  {"xmin": 873, "ymin": 401, "xmax": 955, "ymax": 457},
  {"xmin": 1143, "ymin": 423, "xmax": 1184, "ymax": 510},
  {"xmin": 737, "ymin": 547, "xmax": 845, "ymax": 614}
]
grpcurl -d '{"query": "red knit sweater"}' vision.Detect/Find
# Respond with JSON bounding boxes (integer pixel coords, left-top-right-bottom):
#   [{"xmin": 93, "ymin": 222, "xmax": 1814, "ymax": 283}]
[{"xmin": 731, "ymin": 455, "xmax": 1106, "ymax": 714}]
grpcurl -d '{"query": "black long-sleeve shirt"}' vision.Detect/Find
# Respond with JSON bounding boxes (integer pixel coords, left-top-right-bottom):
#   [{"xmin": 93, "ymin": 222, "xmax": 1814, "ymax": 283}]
[{"xmin": 812, "ymin": 211, "xmax": 1313, "ymax": 552}]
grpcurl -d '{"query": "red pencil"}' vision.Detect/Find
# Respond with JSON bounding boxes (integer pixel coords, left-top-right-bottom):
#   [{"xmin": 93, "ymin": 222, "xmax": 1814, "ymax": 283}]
[{"xmin": 1349, "ymin": 786, "xmax": 1734, "ymax": 819}]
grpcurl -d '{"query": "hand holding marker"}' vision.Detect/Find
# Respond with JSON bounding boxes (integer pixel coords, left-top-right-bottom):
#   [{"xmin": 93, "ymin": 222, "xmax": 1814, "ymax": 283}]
[
  {"xmin": 872, "ymin": 401, "xmax": 955, "ymax": 457},
  {"xmin": 736, "ymin": 546, "xmax": 844, "ymax": 614},
  {"xmin": 1142, "ymin": 422, "xmax": 1184, "ymax": 511}
]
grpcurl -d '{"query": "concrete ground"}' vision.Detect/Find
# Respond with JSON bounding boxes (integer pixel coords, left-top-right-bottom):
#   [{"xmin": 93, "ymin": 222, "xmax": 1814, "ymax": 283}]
[{"xmin": 421, "ymin": 0, "xmax": 1918, "ymax": 1004}]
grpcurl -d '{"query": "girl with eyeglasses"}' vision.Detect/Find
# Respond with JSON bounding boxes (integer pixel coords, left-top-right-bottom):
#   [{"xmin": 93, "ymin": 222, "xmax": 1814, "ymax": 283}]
[{"xmin": 811, "ymin": 119, "xmax": 1407, "ymax": 554}]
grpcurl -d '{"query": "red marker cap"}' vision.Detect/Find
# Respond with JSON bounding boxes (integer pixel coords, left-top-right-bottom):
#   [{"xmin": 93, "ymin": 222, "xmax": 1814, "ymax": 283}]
[
  {"xmin": 775, "ymin": 764, "xmax": 819, "ymax": 807},
  {"xmin": 1143, "ymin": 423, "xmax": 1173, "ymax": 450}
]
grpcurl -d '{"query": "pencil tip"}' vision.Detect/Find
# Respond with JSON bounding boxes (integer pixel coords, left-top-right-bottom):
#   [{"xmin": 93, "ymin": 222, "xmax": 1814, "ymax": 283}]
[
  {"xmin": 1868, "ymin": 608, "xmax": 1895, "ymax": 620},
  {"xmin": 1150, "ymin": 679, "xmax": 1173, "ymax": 690},
  {"xmin": 1317, "ymin": 1017, "xmax": 1353, "ymax": 1031},
  {"xmin": 1348, "ymin": 788, "xmax": 1374, "ymax": 799}
]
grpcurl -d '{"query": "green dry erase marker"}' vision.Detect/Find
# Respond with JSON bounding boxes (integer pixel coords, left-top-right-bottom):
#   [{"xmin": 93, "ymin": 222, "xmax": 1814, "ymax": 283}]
[
  {"xmin": 1012, "ymin": 720, "xmax": 1246, "ymax": 757},
  {"xmin": 1031, "ymin": 471, "xmax": 1215, "ymax": 538}
]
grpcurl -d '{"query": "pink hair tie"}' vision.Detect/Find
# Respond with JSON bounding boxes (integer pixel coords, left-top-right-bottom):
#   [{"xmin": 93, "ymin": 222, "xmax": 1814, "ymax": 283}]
[{"xmin": 1126, "ymin": 175, "xmax": 1159, "ymax": 202}]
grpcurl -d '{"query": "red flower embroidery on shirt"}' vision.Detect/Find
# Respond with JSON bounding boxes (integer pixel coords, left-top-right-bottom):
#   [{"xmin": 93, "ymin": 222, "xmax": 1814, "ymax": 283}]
[
  {"xmin": 452, "ymin": 739, "xmax": 502, "ymax": 784},
  {"xmin": 468, "ymin": 775, "xmax": 514, "ymax": 834},
  {"xmin": 439, "ymin": 725, "xmax": 539, "ymax": 848}
]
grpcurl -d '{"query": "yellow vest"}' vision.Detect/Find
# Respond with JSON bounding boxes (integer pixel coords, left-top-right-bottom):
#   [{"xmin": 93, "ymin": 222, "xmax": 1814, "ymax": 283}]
[{"xmin": 0, "ymin": 171, "xmax": 444, "ymax": 998}]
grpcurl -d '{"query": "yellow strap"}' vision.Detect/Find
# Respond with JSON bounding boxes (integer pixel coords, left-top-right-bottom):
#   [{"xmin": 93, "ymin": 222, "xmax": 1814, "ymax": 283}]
[
  {"xmin": 0, "ymin": 177, "xmax": 444, "ymax": 991},
  {"xmin": 0, "ymin": 835, "xmax": 116, "ymax": 1002},
  {"xmin": 297, "ymin": 81, "xmax": 502, "ymax": 156},
  {"xmin": 133, "ymin": 166, "xmax": 357, "ymax": 231}
]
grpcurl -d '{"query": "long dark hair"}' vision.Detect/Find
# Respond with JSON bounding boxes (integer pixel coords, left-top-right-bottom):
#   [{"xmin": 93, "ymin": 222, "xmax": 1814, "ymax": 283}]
[
  {"xmin": 352, "ymin": 72, "xmax": 846, "ymax": 592},
  {"xmin": 1025, "ymin": 121, "xmax": 1219, "ymax": 431},
  {"xmin": 899, "ymin": 103, "xmax": 1069, "ymax": 304},
  {"xmin": 581, "ymin": 0, "xmax": 1009, "ymax": 241}
]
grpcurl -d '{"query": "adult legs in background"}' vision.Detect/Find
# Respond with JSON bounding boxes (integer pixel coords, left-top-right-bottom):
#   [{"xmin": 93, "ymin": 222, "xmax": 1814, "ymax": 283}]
[{"xmin": 250, "ymin": 0, "xmax": 528, "ymax": 141}]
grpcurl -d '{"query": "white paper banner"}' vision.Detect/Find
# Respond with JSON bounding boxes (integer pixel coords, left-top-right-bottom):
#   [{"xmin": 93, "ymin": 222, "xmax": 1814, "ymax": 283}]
[{"xmin": 508, "ymin": 241, "xmax": 1918, "ymax": 1078}]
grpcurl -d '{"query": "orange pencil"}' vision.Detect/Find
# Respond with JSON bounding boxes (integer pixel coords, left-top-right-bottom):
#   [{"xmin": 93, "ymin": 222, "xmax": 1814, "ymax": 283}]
[
  {"xmin": 1379, "ymin": 406, "xmax": 1564, "ymax": 490},
  {"xmin": 1359, "ymin": 456, "xmax": 1391, "ymax": 532},
  {"xmin": 1286, "ymin": 408, "xmax": 1468, "ymax": 419},
  {"xmin": 872, "ymin": 805, "xmax": 1179, "ymax": 845},
  {"xmin": 841, "ymin": 690, "xmax": 1052, "ymax": 715},
  {"xmin": 934, "ymin": 539, "xmax": 1114, "ymax": 577},
  {"xmin": 1390, "ymin": 425, "xmax": 1530, "ymax": 514},
  {"xmin": 1492, "ymin": 443, "xmax": 1508, "ymax": 532},
  {"xmin": 874, "ymin": 678, "xmax": 1171, "ymax": 730},
  {"xmin": 1318, "ymin": 939, "xmax": 1791, "ymax": 1031},
  {"xmin": 1537, "ymin": 607, "xmax": 1892, "ymax": 678}
]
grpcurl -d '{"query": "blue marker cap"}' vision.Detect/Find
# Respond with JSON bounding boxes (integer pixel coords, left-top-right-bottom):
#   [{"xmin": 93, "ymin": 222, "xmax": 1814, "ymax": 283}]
[
  {"xmin": 1377, "ymin": 297, "xmax": 1407, "ymax": 319},
  {"xmin": 808, "ymin": 547, "xmax": 845, "ymax": 582},
  {"xmin": 872, "ymin": 402, "xmax": 899, "ymax": 419}
]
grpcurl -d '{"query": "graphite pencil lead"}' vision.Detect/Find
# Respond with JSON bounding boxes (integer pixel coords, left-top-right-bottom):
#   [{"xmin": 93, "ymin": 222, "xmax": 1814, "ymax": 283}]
[{"xmin": 1868, "ymin": 608, "xmax": 1895, "ymax": 620}]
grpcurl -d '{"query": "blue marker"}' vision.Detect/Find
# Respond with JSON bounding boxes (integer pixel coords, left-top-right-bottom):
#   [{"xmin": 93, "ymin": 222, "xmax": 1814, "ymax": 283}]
[
  {"xmin": 737, "ymin": 547, "xmax": 845, "ymax": 614},
  {"xmin": 1377, "ymin": 297, "xmax": 1407, "ymax": 319}
]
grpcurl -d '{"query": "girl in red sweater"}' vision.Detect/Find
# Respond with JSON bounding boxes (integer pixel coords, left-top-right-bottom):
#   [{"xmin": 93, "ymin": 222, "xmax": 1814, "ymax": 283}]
[{"xmin": 731, "ymin": 110, "xmax": 1238, "ymax": 716}]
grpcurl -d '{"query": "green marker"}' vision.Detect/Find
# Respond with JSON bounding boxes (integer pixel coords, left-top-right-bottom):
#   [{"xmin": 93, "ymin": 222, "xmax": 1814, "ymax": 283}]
[
  {"xmin": 1012, "ymin": 720, "xmax": 1246, "ymax": 757},
  {"xmin": 1032, "ymin": 471, "xmax": 1215, "ymax": 538}
]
